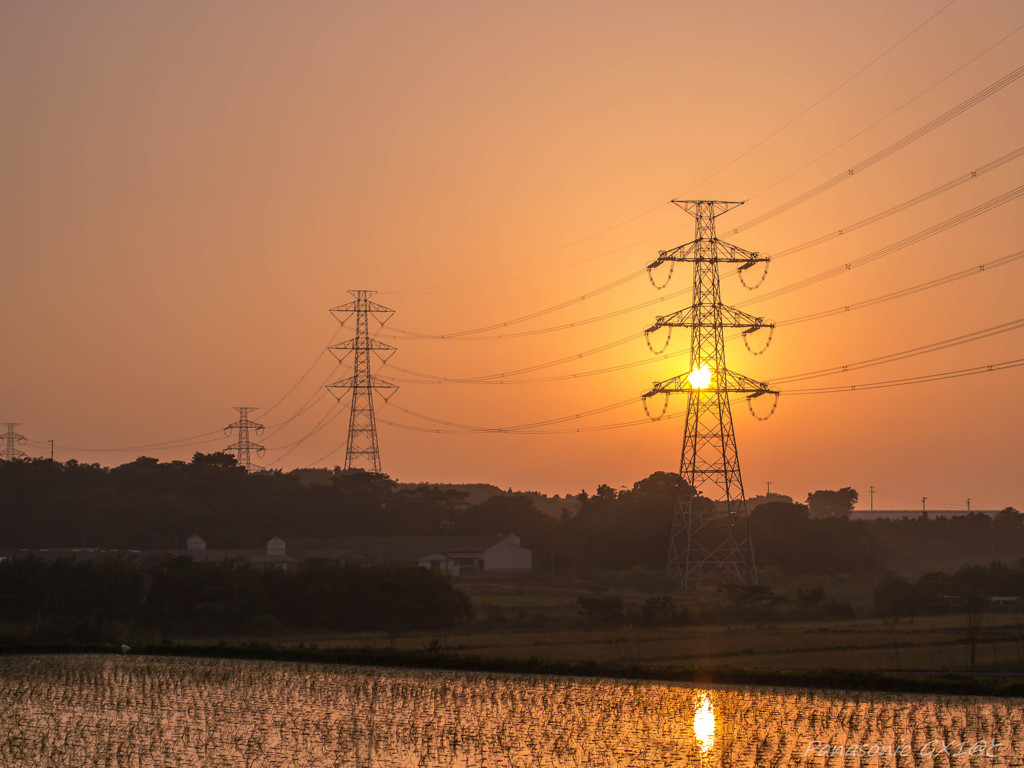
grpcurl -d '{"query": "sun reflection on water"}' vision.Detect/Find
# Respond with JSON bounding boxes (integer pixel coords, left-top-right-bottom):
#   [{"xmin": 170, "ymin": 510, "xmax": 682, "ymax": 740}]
[{"xmin": 693, "ymin": 691, "xmax": 715, "ymax": 754}]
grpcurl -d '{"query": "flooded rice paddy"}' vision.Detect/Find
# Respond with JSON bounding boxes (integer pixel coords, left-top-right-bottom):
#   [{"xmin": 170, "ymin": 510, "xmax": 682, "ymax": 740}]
[{"xmin": 0, "ymin": 654, "xmax": 1021, "ymax": 767}]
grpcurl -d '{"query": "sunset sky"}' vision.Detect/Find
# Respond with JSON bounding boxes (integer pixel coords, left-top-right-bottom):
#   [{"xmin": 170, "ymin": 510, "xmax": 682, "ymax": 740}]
[{"xmin": 2, "ymin": 0, "xmax": 1022, "ymax": 510}]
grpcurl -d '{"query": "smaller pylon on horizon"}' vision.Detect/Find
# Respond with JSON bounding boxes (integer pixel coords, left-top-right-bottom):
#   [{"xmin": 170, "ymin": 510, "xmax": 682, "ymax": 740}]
[
  {"xmin": 1, "ymin": 423, "xmax": 28, "ymax": 461},
  {"xmin": 328, "ymin": 290, "xmax": 397, "ymax": 473},
  {"xmin": 224, "ymin": 407, "xmax": 265, "ymax": 471}
]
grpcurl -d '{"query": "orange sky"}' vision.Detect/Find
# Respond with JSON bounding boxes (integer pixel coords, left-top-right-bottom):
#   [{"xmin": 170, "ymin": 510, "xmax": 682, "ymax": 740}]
[{"xmin": 1, "ymin": 0, "xmax": 1022, "ymax": 510}]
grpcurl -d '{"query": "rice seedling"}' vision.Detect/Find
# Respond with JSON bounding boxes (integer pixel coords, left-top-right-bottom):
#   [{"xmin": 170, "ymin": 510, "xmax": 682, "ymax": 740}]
[{"xmin": 0, "ymin": 654, "xmax": 1020, "ymax": 766}]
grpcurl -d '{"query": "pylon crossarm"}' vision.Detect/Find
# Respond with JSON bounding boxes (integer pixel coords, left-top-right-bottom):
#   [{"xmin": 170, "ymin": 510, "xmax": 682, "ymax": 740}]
[
  {"xmin": 330, "ymin": 337, "xmax": 396, "ymax": 352},
  {"xmin": 642, "ymin": 375, "xmax": 685, "ymax": 399},
  {"xmin": 365, "ymin": 302, "xmax": 396, "ymax": 320},
  {"xmin": 330, "ymin": 302, "xmax": 359, "ymax": 317},
  {"xmin": 647, "ymin": 305, "xmax": 773, "ymax": 332},
  {"xmin": 647, "ymin": 240, "xmax": 700, "ymax": 270},
  {"xmin": 713, "ymin": 241, "xmax": 767, "ymax": 264},
  {"xmin": 671, "ymin": 200, "xmax": 744, "ymax": 217},
  {"xmin": 328, "ymin": 345, "xmax": 354, "ymax": 363},
  {"xmin": 330, "ymin": 300, "xmax": 394, "ymax": 322},
  {"xmin": 720, "ymin": 305, "xmax": 771, "ymax": 332},
  {"xmin": 643, "ymin": 368, "xmax": 775, "ymax": 397},
  {"xmin": 645, "ymin": 307, "xmax": 693, "ymax": 333},
  {"xmin": 327, "ymin": 375, "xmax": 357, "ymax": 391},
  {"xmin": 722, "ymin": 369, "xmax": 777, "ymax": 396},
  {"xmin": 369, "ymin": 376, "xmax": 398, "ymax": 400}
]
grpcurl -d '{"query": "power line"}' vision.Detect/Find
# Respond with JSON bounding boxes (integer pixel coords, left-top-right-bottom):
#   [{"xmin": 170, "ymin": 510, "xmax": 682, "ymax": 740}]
[
  {"xmin": 773, "ymin": 317, "xmax": 1024, "ymax": 386},
  {"xmin": 263, "ymin": 381, "xmax": 333, "ymax": 438},
  {"xmin": 379, "ymin": 185, "xmax": 1023, "ymax": 386},
  {"xmin": 375, "ymin": 356, "xmax": 1024, "ymax": 436},
  {"xmin": 382, "ymin": 396, "xmax": 637, "ymax": 434},
  {"xmin": 727, "ymin": 63, "xmax": 1024, "ymax": 236},
  {"xmin": 386, "ymin": 270, "xmax": 645, "ymax": 340},
  {"xmin": 778, "ymin": 248, "xmax": 1024, "ymax": 328},
  {"xmin": 678, "ymin": 0, "xmax": 960, "ymax": 196},
  {"xmin": 260, "ymin": 324, "xmax": 342, "ymax": 419},
  {"xmin": 386, "ymin": 204, "xmax": 668, "ymax": 296},
  {"xmin": 378, "ymin": 5, "xmax": 1016, "ymax": 304},
  {"xmin": 784, "ymin": 356, "xmax": 1024, "ymax": 395},
  {"xmin": 384, "ymin": 254, "xmax": 1024, "ymax": 388},
  {"xmin": 383, "ymin": 146, "xmax": 1023, "ymax": 346},
  {"xmin": 376, "ymin": 37, "xmax": 1024, "ymax": 345},
  {"xmin": 748, "ymin": 20, "xmax": 1024, "ymax": 205},
  {"xmin": 735, "ymin": 183, "xmax": 1024, "ymax": 311},
  {"xmin": 767, "ymin": 145, "xmax": 1024, "ymax": 261},
  {"xmin": 42, "ymin": 430, "xmax": 226, "ymax": 454},
  {"xmin": 266, "ymin": 398, "xmax": 349, "ymax": 466}
]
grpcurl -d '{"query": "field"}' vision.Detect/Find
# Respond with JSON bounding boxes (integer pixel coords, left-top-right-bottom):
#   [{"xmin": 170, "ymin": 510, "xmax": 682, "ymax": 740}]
[
  {"xmin": 5, "ymin": 654, "xmax": 1023, "ymax": 767},
  {"xmin": 155, "ymin": 576, "xmax": 1024, "ymax": 689},
  {"xmin": 215, "ymin": 614, "xmax": 1022, "ymax": 675}
]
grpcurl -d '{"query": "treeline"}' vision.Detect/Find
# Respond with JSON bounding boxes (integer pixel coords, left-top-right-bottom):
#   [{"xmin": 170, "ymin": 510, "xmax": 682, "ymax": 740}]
[
  {"xmin": 1, "ymin": 456, "xmax": 1021, "ymax": 578},
  {"xmin": 874, "ymin": 561, "xmax": 1024, "ymax": 618},
  {"xmin": 0, "ymin": 557, "xmax": 472, "ymax": 640}
]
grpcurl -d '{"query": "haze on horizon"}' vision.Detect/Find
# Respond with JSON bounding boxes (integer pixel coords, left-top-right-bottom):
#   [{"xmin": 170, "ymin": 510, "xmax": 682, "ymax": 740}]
[{"xmin": 1, "ymin": 0, "xmax": 1022, "ymax": 511}]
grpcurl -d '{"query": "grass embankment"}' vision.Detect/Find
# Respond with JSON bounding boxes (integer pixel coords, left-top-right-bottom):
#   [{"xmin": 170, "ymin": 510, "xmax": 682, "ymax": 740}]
[
  {"xmin": 8, "ymin": 613, "xmax": 1013, "ymax": 696},
  {"xmin": 10, "ymin": 629, "xmax": 1024, "ymax": 697},
  {"xmin": 4, "ymin": 580, "xmax": 1023, "ymax": 696}
]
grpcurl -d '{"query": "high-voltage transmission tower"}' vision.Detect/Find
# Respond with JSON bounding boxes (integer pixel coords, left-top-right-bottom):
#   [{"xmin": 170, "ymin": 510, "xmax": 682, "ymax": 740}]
[
  {"xmin": 642, "ymin": 201, "xmax": 778, "ymax": 588},
  {"xmin": 327, "ymin": 290, "xmax": 397, "ymax": 473},
  {"xmin": 224, "ymin": 407, "xmax": 265, "ymax": 471},
  {"xmin": 1, "ymin": 423, "xmax": 27, "ymax": 461}
]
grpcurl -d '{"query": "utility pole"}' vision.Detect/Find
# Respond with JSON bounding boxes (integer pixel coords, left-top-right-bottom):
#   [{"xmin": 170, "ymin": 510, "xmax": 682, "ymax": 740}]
[
  {"xmin": 642, "ymin": 201, "xmax": 777, "ymax": 588},
  {"xmin": 967, "ymin": 498, "xmax": 972, "ymax": 512},
  {"xmin": 766, "ymin": 481, "xmax": 772, "ymax": 496},
  {"xmin": 869, "ymin": 485, "xmax": 875, "ymax": 511},
  {"xmin": 328, "ymin": 290, "xmax": 397, "ymax": 473},
  {"xmin": 224, "ymin": 407, "xmax": 265, "ymax": 471},
  {"xmin": 1, "ymin": 423, "xmax": 27, "ymax": 461},
  {"xmin": 48, "ymin": 439, "xmax": 54, "ymax": 461}
]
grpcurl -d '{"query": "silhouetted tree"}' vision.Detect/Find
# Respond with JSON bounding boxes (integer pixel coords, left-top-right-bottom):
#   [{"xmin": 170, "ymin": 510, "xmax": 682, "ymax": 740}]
[{"xmin": 806, "ymin": 488, "xmax": 858, "ymax": 518}]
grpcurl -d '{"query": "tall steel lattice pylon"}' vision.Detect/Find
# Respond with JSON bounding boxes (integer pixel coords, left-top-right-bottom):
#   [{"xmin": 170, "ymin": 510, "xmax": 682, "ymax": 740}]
[
  {"xmin": 224, "ymin": 407, "xmax": 265, "ymax": 471},
  {"xmin": 327, "ymin": 290, "xmax": 397, "ymax": 473},
  {"xmin": 642, "ymin": 200, "xmax": 779, "ymax": 588},
  {"xmin": 1, "ymin": 423, "xmax": 27, "ymax": 461}
]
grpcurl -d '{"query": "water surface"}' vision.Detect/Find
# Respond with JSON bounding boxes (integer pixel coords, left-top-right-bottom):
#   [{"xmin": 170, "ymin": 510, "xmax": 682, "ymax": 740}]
[{"xmin": 0, "ymin": 654, "xmax": 1020, "ymax": 767}]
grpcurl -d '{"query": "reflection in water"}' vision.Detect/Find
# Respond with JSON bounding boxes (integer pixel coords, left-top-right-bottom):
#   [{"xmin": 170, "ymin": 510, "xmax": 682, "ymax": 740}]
[{"xmin": 693, "ymin": 691, "xmax": 715, "ymax": 754}]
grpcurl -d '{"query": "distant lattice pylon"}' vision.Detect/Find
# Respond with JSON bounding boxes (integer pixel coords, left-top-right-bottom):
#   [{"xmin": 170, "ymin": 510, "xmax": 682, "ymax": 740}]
[
  {"xmin": 224, "ymin": 407, "xmax": 265, "ymax": 471},
  {"xmin": 642, "ymin": 200, "xmax": 779, "ymax": 588},
  {"xmin": 327, "ymin": 290, "xmax": 397, "ymax": 473},
  {"xmin": 1, "ymin": 423, "xmax": 28, "ymax": 461}
]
